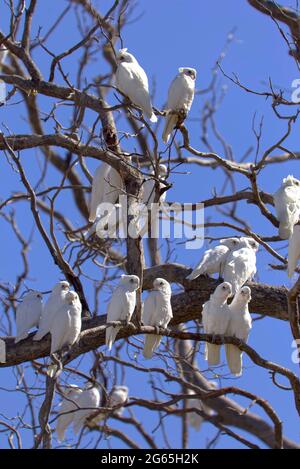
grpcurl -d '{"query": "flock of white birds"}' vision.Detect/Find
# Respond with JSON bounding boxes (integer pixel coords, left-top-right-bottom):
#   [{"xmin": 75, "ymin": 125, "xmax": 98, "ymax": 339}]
[{"xmin": 2, "ymin": 45, "xmax": 300, "ymax": 439}]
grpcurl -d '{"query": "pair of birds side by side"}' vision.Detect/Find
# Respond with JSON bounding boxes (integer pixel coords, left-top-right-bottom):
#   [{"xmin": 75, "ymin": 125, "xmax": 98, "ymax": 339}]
[
  {"xmin": 15, "ymin": 281, "xmax": 82, "ymax": 357},
  {"xmin": 273, "ymin": 175, "xmax": 300, "ymax": 277},
  {"xmin": 105, "ymin": 275, "xmax": 173, "ymax": 359},
  {"xmin": 186, "ymin": 236, "xmax": 259, "ymax": 295},
  {"xmin": 115, "ymin": 48, "xmax": 196, "ymax": 143},
  {"xmin": 202, "ymin": 282, "xmax": 252, "ymax": 376},
  {"xmin": 56, "ymin": 384, "xmax": 128, "ymax": 442}
]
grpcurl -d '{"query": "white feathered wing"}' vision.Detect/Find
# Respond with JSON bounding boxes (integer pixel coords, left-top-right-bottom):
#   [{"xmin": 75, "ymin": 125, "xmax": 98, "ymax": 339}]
[
  {"xmin": 288, "ymin": 225, "xmax": 300, "ymax": 277},
  {"xmin": 56, "ymin": 386, "xmax": 83, "ymax": 442},
  {"xmin": 15, "ymin": 291, "xmax": 43, "ymax": 343},
  {"xmin": 72, "ymin": 387, "xmax": 101, "ymax": 435}
]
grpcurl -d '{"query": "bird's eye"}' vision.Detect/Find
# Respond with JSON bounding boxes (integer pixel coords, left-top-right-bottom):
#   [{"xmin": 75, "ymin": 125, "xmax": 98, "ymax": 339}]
[
  {"xmin": 120, "ymin": 56, "xmax": 125, "ymax": 60},
  {"xmin": 130, "ymin": 278, "xmax": 134, "ymax": 283},
  {"xmin": 160, "ymin": 282, "xmax": 163, "ymax": 286},
  {"xmin": 222, "ymin": 285, "xmax": 226, "ymax": 290}
]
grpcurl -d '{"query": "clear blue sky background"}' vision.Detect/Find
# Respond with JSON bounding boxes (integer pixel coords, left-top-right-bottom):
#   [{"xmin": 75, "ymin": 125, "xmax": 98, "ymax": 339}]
[{"xmin": 0, "ymin": 0, "xmax": 299, "ymax": 449}]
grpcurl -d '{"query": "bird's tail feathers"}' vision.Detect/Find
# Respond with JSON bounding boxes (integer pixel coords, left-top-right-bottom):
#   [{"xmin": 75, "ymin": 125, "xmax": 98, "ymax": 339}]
[
  {"xmin": 149, "ymin": 113, "xmax": 157, "ymax": 123},
  {"xmin": 56, "ymin": 419, "xmax": 67, "ymax": 442},
  {"xmin": 288, "ymin": 258, "xmax": 297, "ymax": 278},
  {"xmin": 143, "ymin": 334, "xmax": 161, "ymax": 359},
  {"xmin": 162, "ymin": 114, "xmax": 177, "ymax": 144},
  {"xmin": 106, "ymin": 326, "xmax": 121, "ymax": 350},
  {"xmin": 206, "ymin": 343, "xmax": 221, "ymax": 366},
  {"xmin": 188, "ymin": 411, "xmax": 203, "ymax": 431},
  {"xmin": 279, "ymin": 223, "xmax": 292, "ymax": 240},
  {"xmin": 186, "ymin": 265, "xmax": 204, "ymax": 280},
  {"xmin": 225, "ymin": 344, "xmax": 242, "ymax": 376}
]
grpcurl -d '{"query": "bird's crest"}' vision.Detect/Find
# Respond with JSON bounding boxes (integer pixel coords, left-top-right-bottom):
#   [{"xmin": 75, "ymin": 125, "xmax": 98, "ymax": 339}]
[
  {"xmin": 178, "ymin": 67, "xmax": 197, "ymax": 79},
  {"xmin": 118, "ymin": 48, "xmax": 128, "ymax": 57}
]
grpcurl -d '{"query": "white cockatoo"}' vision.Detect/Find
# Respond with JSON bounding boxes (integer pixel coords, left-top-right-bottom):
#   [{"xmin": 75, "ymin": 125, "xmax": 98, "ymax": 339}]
[
  {"xmin": 116, "ymin": 48, "xmax": 157, "ymax": 122},
  {"xmin": 225, "ymin": 286, "xmax": 252, "ymax": 376},
  {"xmin": 202, "ymin": 282, "xmax": 232, "ymax": 366},
  {"xmin": 142, "ymin": 278, "xmax": 173, "ymax": 359},
  {"xmin": 88, "ymin": 385, "xmax": 129, "ymax": 426},
  {"xmin": 72, "ymin": 386, "xmax": 101, "ymax": 435},
  {"xmin": 56, "ymin": 385, "xmax": 83, "ymax": 442},
  {"xmin": 142, "ymin": 164, "xmax": 168, "ymax": 207},
  {"xmin": 49, "ymin": 291, "xmax": 82, "ymax": 354},
  {"xmin": 89, "ymin": 163, "xmax": 123, "ymax": 223},
  {"xmin": 34, "ymin": 281, "xmax": 70, "ymax": 341},
  {"xmin": 273, "ymin": 175, "xmax": 300, "ymax": 239},
  {"xmin": 15, "ymin": 291, "xmax": 43, "ymax": 343},
  {"xmin": 162, "ymin": 67, "xmax": 196, "ymax": 144},
  {"xmin": 106, "ymin": 275, "xmax": 140, "ymax": 350},
  {"xmin": 109, "ymin": 385, "xmax": 129, "ymax": 416},
  {"xmin": 186, "ymin": 238, "xmax": 243, "ymax": 280},
  {"xmin": 288, "ymin": 224, "xmax": 300, "ymax": 277},
  {"xmin": 223, "ymin": 239, "xmax": 258, "ymax": 295}
]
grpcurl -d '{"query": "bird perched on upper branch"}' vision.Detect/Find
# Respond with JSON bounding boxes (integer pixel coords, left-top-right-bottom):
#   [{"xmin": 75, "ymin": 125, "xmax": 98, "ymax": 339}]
[
  {"xmin": 162, "ymin": 67, "xmax": 196, "ymax": 144},
  {"xmin": 116, "ymin": 48, "xmax": 157, "ymax": 122},
  {"xmin": 273, "ymin": 175, "xmax": 300, "ymax": 239}
]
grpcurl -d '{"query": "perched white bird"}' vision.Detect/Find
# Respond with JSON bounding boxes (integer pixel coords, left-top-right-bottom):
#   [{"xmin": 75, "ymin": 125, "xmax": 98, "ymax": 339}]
[
  {"xmin": 89, "ymin": 163, "xmax": 123, "ymax": 224},
  {"xmin": 288, "ymin": 224, "xmax": 300, "ymax": 277},
  {"xmin": 273, "ymin": 175, "xmax": 300, "ymax": 239},
  {"xmin": 186, "ymin": 237, "xmax": 242, "ymax": 280},
  {"xmin": 50, "ymin": 291, "xmax": 82, "ymax": 354},
  {"xmin": 162, "ymin": 67, "xmax": 196, "ymax": 144},
  {"xmin": 0, "ymin": 338, "xmax": 6, "ymax": 363},
  {"xmin": 106, "ymin": 275, "xmax": 140, "ymax": 350},
  {"xmin": 116, "ymin": 48, "xmax": 157, "ymax": 122},
  {"xmin": 34, "ymin": 281, "xmax": 70, "ymax": 341},
  {"xmin": 202, "ymin": 282, "xmax": 232, "ymax": 366},
  {"xmin": 223, "ymin": 239, "xmax": 258, "ymax": 295},
  {"xmin": 15, "ymin": 291, "xmax": 43, "ymax": 343},
  {"xmin": 142, "ymin": 164, "xmax": 168, "ymax": 207},
  {"xmin": 225, "ymin": 286, "xmax": 252, "ymax": 376},
  {"xmin": 142, "ymin": 278, "xmax": 173, "ymax": 359},
  {"xmin": 109, "ymin": 385, "xmax": 129, "ymax": 416},
  {"xmin": 56, "ymin": 385, "xmax": 83, "ymax": 442},
  {"xmin": 72, "ymin": 386, "xmax": 101, "ymax": 435}
]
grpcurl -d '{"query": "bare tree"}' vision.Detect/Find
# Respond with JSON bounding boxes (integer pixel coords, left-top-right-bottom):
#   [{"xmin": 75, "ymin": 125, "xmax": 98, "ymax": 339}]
[{"xmin": 0, "ymin": 0, "xmax": 299, "ymax": 450}]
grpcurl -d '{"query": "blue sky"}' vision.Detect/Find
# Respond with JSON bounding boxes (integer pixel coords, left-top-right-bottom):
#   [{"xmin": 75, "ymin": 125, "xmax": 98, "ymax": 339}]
[{"xmin": 0, "ymin": 0, "xmax": 300, "ymax": 449}]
